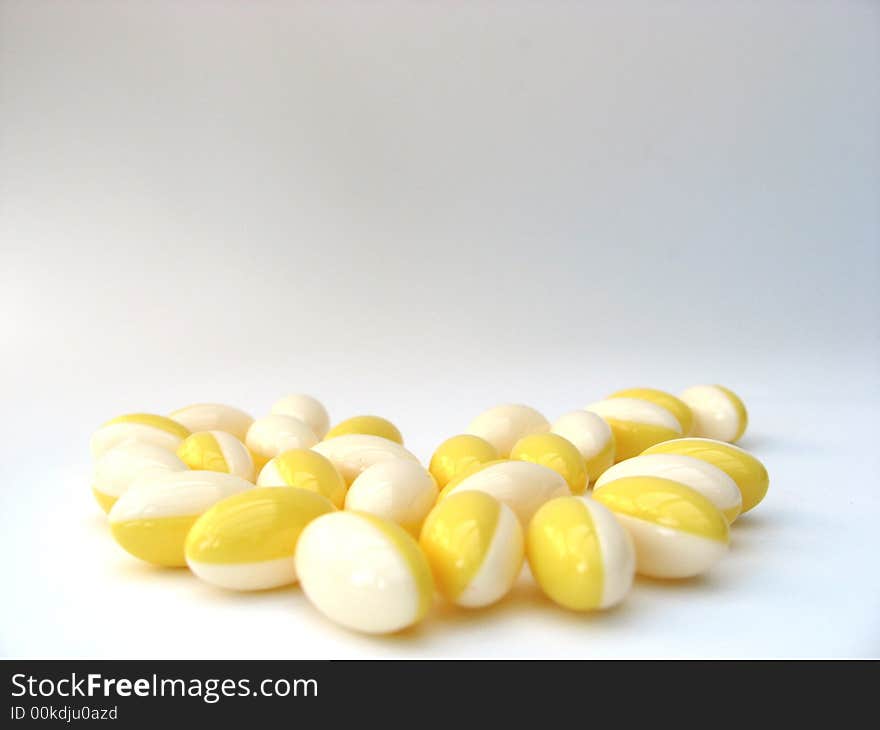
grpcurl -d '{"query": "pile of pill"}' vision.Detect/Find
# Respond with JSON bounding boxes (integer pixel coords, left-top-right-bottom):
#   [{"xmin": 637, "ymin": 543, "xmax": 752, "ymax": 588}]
[{"xmin": 91, "ymin": 385, "xmax": 768, "ymax": 634}]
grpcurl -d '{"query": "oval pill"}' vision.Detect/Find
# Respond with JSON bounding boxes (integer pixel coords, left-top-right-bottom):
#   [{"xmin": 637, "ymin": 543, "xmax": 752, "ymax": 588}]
[
  {"xmin": 679, "ymin": 385, "xmax": 748, "ymax": 443},
  {"xmin": 270, "ymin": 394, "xmax": 330, "ymax": 440},
  {"xmin": 510, "ymin": 432, "xmax": 588, "ymax": 494},
  {"xmin": 527, "ymin": 495, "xmax": 635, "ymax": 611},
  {"xmin": 92, "ymin": 443, "xmax": 188, "ymax": 513},
  {"xmin": 168, "ymin": 403, "xmax": 254, "ymax": 442},
  {"xmin": 466, "ymin": 404, "xmax": 550, "ymax": 458},
  {"xmin": 549, "ymin": 410, "xmax": 615, "ymax": 482},
  {"xmin": 609, "ymin": 388, "xmax": 694, "ymax": 436},
  {"xmin": 345, "ymin": 461, "xmax": 438, "ymax": 536},
  {"xmin": 295, "ymin": 511, "xmax": 434, "ymax": 634},
  {"xmin": 90, "ymin": 413, "xmax": 190, "ymax": 460},
  {"xmin": 311, "ymin": 434, "xmax": 421, "ymax": 485},
  {"xmin": 592, "ymin": 476, "xmax": 730, "ymax": 579},
  {"xmin": 245, "ymin": 415, "xmax": 318, "ymax": 472},
  {"xmin": 257, "ymin": 448, "xmax": 347, "ymax": 508},
  {"xmin": 185, "ymin": 487, "xmax": 335, "ymax": 591},
  {"xmin": 325, "ymin": 415, "xmax": 403, "ymax": 445},
  {"xmin": 429, "ymin": 434, "xmax": 499, "ymax": 490},
  {"xmin": 177, "ymin": 431, "xmax": 255, "ymax": 482},
  {"xmin": 585, "ymin": 398, "xmax": 682, "ymax": 462},
  {"xmin": 420, "ymin": 491, "xmax": 523, "ymax": 608}
]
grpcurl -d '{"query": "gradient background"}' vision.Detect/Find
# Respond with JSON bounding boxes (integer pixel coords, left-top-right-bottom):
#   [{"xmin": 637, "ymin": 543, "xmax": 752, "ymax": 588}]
[{"xmin": 1, "ymin": 1, "xmax": 878, "ymax": 657}]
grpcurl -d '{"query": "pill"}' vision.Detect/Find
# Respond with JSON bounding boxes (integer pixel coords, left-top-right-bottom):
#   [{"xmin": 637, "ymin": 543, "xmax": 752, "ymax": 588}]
[
  {"xmin": 295, "ymin": 511, "xmax": 434, "ymax": 634},
  {"xmin": 466, "ymin": 404, "xmax": 550, "ymax": 457},
  {"xmin": 428, "ymin": 434, "xmax": 499, "ymax": 490},
  {"xmin": 642, "ymin": 437, "xmax": 769, "ymax": 513},
  {"xmin": 585, "ymin": 398, "xmax": 682, "ymax": 462},
  {"xmin": 595, "ymin": 453, "xmax": 742, "ymax": 523},
  {"xmin": 325, "ymin": 415, "xmax": 403, "ymax": 445},
  {"xmin": 311, "ymin": 434, "xmax": 421, "ymax": 485},
  {"xmin": 168, "ymin": 403, "xmax": 254, "ymax": 442},
  {"xmin": 92, "ymin": 443, "xmax": 187, "ymax": 513},
  {"xmin": 549, "ymin": 410, "xmax": 615, "ymax": 482},
  {"xmin": 90, "ymin": 413, "xmax": 190, "ymax": 460},
  {"xmin": 257, "ymin": 448, "xmax": 347, "ymax": 508},
  {"xmin": 438, "ymin": 459, "xmax": 570, "ymax": 526},
  {"xmin": 510, "ymin": 432, "xmax": 588, "ymax": 494},
  {"xmin": 345, "ymin": 461, "xmax": 438, "ymax": 536},
  {"xmin": 108, "ymin": 470, "xmax": 253, "ymax": 567},
  {"xmin": 420, "ymin": 491, "xmax": 523, "ymax": 608},
  {"xmin": 270, "ymin": 394, "xmax": 330, "ymax": 440},
  {"xmin": 678, "ymin": 385, "xmax": 748, "ymax": 443},
  {"xmin": 245, "ymin": 415, "xmax": 318, "ymax": 471},
  {"xmin": 609, "ymin": 388, "xmax": 694, "ymax": 436},
  {"xmin": 592, "ymin": 476, "xmax": 729, "ymax": 579},
  {"xmin": 527, "ymin": 495, "xmax": 635, "ymax": 611},
  {"xmin": 185, "ymin": 487, "xmax": 335, "ymax": 591},
  {"xmin": 176, "ymin": 431, "xmax": 255, "ymax": 482}
]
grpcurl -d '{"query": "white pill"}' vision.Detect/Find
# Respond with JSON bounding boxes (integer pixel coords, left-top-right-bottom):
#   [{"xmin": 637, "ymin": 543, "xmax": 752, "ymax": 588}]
[
  {"xmin": 311, "ymin": 434, "xmax": 421, "ymax": 485},
  {"xmin": 246, "ymin": 415, "xmax": 318, "ymax": 471},
  {"xmin": 271, "ymin": 394, "xmax": 330, "ymax": 440},
  {"xmin": 92, "ymin": 443, "xmax": 188, "ymax": 513},
  {"xmin": 466, "ymin": 404, "xmax": 550, "ymax": 457},
  {"xmin": 345, "ymin": 461, "xmax": 438, "ymax": 535},
  {"xmin": 168, "ymin": 403, "xmax": 254, "ymax": 442}
]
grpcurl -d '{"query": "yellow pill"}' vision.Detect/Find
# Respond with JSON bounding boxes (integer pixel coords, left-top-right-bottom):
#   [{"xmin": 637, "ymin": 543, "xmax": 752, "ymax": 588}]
[
  {"xmin": 92, "ymin": 443, "xmax": 188, "ymax": 513},
  {"xmin": 550, "ymin": 410, "xmax": 615, "ymax": 482},
  {"xmin": 311, "ymin": 434, "xmax": 421, "ymax": 485},
  {"xmin": 429, "ymin": 434, "xmax": 499, "ymax": 490},
  {"xmin": 609, "ymin": 388, "xmax": 694, "ymax": 436},
  {"xmin": 585, "ymin": 398, "xmax": 683, "ymax": 462},
  {"xmin": 271, "ymin": 394, "xmax": 330, "ymax": 440},
  {"xmin": 345, "ymin": 461, "xmax": 438, "ymax": 536},
  {"xmin": 108, "ymin": 470, "xmax": 254, "ymax": 567},
  {"xmin": 177, "ymin": 431, "xmax": 255, "ymax": 482},
  {"xmin": 90, "ymin": 413, "xmax": 190, "ymax": 460},
  {"xmin": 466, "ymin": 404, "xmax": 550, "ymax": 457},
  {"xmin": 245, "ymin": 415, "xmax": 318, "ymax": 472},
  {"xmin": 325, "ymin": 415, "xmax": 403, "ymax": 445},
  {"xmin": 679, "ymin": 385, "xmax": 748, "ymax": 443},
  {"xmin": 168, "ymin": 403, "xmax": 254, "ymax": 442},
  {"xmin": 185, "ymin": 487, "xmax": 335, "ymax": 591},
  {"xmin": 257, "ymin": 448, "xmax": 347, "ymax": 508},
  {"xmin": 592, "ymin": 476, "xmax": 729, "ymax": 579},
  {"xmin": 420, "ymin": 491, "xmax": 523, "ymax": 608},
  {"xmin": 527, "ymin": 495, "xmax": 635, "ymax": 611},
  {"xmin": 510, "ymin": 432, "xmax": 588, "ymax": 494},
  {"xmin": 642, "ymin": 437, "xmax": 768, "ymax": 514}
]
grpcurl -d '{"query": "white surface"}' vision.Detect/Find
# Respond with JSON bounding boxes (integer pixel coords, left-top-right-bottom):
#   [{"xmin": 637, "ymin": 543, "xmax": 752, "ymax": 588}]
[{"xmin": 1, "ymin": 1, "xmax": 878, "ymax": 657}]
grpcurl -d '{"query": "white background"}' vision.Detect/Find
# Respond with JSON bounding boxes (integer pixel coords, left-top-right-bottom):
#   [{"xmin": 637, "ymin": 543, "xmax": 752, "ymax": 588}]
[{"xmin": 1, "ymin": 1, "xmax": 878, "ymax": 658}]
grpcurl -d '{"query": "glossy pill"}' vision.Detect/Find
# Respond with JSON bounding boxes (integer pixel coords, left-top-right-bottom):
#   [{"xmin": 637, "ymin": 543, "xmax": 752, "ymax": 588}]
[
  {"xmin": 177, "ymin": 431, "xmax": 255, "ymax": 481},
  {"xmin": 642, "ymin": 437, "xmax": 769, "ymax": 513},
  {"xmin": 185, "ymin": 487, "xmax": 335, "ymax": 591},
  {"xmin": 108, "ymin": 471, "xmax": 253, "ymax": 567},
  {"xmin": 609, "ymin": 388, "xmax": 694, "ymax": 436},
  {"xmin": 466, "ymin": 404, "xmax": 550, "ymax": 458},
  {"xmin": 245, "ymin": 415, "xmax": 318, "ymax": 472},
  {"xmin": 168, "ymin": 403, "xmax": 254, "ymax": 442},
  {"xmin": 585, "ymin": 398, "xmax": 682, "ymax": 462},
  {"xmin": 429, "ymin": 434, "xmax": 499, "ymax": 490},
  {"xmin": 679, "ymin": 385, "xmax": 748, "ymax": 443},
  {"xmin": 92, "ymin": 443, "xmax": 187, "ymax": 513},
  {"xmin": 527, "ymin": 495, "xmax": 635, "ymax": 611},
  {"xmin": 595, "ymin": 453, "xmax": 742, "ymax": 523},
  {"xmin": 592, "ymin": 476, "xmax": 729, "ymax": 579},
  {"xmin": 439, "ymin": 460, "xmax": 570, "ymax": 526},
  {"xmin": 345, "ymin": 461, "xmax": 438, "ymax": 535},
  {"xmin": 312, "ymin": 434, "xmax": 421, "ymax": 485},
  {"xmin": 549, "ymin": 410, "xmax": 615, "ymax": 482},
  {"xmin": 257, "ymin": 448, "xmax": 346, "ymax": 508},
  {"xmin": 90, "ymin": 413, "xmax": 190, "ymax": 460},
  {"xmin": 270, "ymin": 394, "xmax": 330, "ymax": 440},
  {"xmin": 420, "ymin": 491, "xmax": 523, "ymax": 608},
  {"xmin": 325, "ymin": 415, "xmax": 403, "ymax": 444},
  {"xmin": 510, "ymin": 432, "xmax": 588, "ymax": 494},
  {"xmin": 295, "ymin": 511, "xmax": 434, "ymax": 634}
]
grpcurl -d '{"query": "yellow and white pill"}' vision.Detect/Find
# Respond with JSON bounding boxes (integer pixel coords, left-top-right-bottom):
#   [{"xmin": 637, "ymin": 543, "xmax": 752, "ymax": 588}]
[
  {"xmin": 679, "ymin": 385, "xmax": 748, "ymax": 443},
  {"xmin": 295, "ymin": 511, "xmax": 434, "ymax": 634},
  {"xmin": 169, "ymin": 403, "xmax": 254, "ymax": 442},
  {"xmin": 527, "ymin": 495, "xmax": 635, "ymax": 611},
  {"xmin": 90, "ymin": 413, "xmax": 190, "ymax": 460},
  {"xmin": 312, "ymin": 434, "xmax": 421, "ymax": 485},
  {"xmin": 609, "ymin": 388, "xmax": 694, "ymax": 436},
  {"xmin": 585, "ymin": 398, "xmax": 682, "ymax": 462},
  {"xmin": 549, "ymin": 410, "xmax": 615, "ymax": 482},
  {"xmin": 108, "ymin": 470, "xmax": 253, "ymax": 567},
  {"xmin": 345, "ymin": 461, "xmax": 438, "ymax": 536},
  {"xmin": 642, "ymin": 437, "xmax": 769, "ymax": 514},
  {"xmin": 270, "ymin": 394, "xmax": 330, "ymax": 440},
  {"xmin": 595, "ymin": 453, "xmax": 742, "ymax": 523},
  {"xmin": 466, "ymin": 404, "xmax": 550, "ymax": 458},
  {"xmin": 185, "ymin": 487, "xmax": 335, "ymax": 591},
  {"xmin": 592, "ymin": 476, "xmax": 729, "ymax": 579},
  {"xmin": 92, "ymin": 443, "xmax": 188, "ymax": 513},
  {"xmin": 257, "ymin": 448, "xmax": 347, "ymax": 508},
  {"xmin": 429, "ymin": 434, "xmax": 499, "ymax": 490},
  {"xmin": 438, "ymin": 459, "xmax": 570, "ymax": 526},
  {"xmin": 420, "ymin": 491, "xmax": 523, "ymax": 608},
  {"xmin": 177, "ymin": 431, "xmax": 255, "ymax": 482},
  {"xmin": 245, "ymin": 415, "xmax": 318, "ymax": 472},
  {"xmin": 510, "ymin": 432, "xmax": 588, "ymax": 494},
  {"xmin": 325, "ymin": 415, "xmax": 403, "ymax": 445}
]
